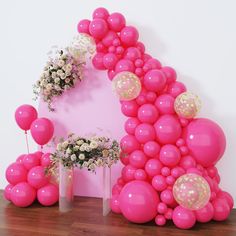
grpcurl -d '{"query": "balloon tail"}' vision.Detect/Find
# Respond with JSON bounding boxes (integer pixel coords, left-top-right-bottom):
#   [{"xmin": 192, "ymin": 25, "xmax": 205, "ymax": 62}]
[
  {"xmin": 25, "ymin": 131, "xmax": 30, "ymax": 154},
  {"xmin": 41, "ymin": 145, "xmax": 43, "ymax": 151}
]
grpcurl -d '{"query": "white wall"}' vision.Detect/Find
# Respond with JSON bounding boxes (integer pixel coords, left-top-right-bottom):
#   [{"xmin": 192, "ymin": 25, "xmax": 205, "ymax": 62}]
[{"xmin": 1, "ymin": 0, "xmax": 236, "ymax": 205}]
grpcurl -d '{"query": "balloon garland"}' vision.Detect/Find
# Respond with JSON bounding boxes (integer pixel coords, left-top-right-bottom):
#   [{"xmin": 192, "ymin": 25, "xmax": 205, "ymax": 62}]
[{"xmin": 76, "ymin": 7, "xmax": 233, "ymax": 229}]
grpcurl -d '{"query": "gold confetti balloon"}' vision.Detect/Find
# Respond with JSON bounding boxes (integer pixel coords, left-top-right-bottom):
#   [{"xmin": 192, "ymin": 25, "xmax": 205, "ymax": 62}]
[
  {"xmin": 173, "ymin": 173, "xmax": 211, "ymax": 210},
  {"xmin": 112, "ymin": 72, "xmax": 141, "ymax": 101},
  {"xmin": 174, "ymin": 92, "xmax": 201, "ymax": 119}
]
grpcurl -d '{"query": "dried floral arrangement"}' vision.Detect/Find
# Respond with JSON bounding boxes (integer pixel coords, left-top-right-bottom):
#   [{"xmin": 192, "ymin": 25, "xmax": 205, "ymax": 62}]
[
  {"xmin": 47, "ymin": 134, "xmax": 120, "ymax": 174},
  {"xmin": 33, "ymin": 34, "xmax": 96, "ymax": 111}
]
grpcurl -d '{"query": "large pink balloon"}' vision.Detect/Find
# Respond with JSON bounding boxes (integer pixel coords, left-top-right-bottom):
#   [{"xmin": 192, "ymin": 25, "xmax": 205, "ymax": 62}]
[
  {"xmin": 37, "ymin": 184, "xmax": 59, "ymax": 206},
  {"xmin": 27, "ymin": 166, "xmax": 49, "ymax": 189},
  {"xmin": 89, "ymin": 18, "xmax": 108, "ymax": 39},
  {"xmin": 129, "ymin": 150, "xmax": 147, "ymax": 168},
  {"xmin": 5, "ymin": 162, "xmax": 28, "ymax": 185},
  {"xmin": 212, "ymin": 198, "xmax": 230, "ymax": 221},
  {"xmin": 144, "ymin": 69, "xmax": 166, "ymax": 92},
  {"xmin": 154, "ymin": 115, "xmax": 182, "ymax": 144},
  {"xmin": 195, "ymin": 202, "xmax": 214, "ymax": 223},
  {"xmin": 135, "ymin": 123, "xmax": 156, "ymax": 143},
  {"xmin": 119, "ymin": 180, "xmax": 159, "ymax": 223},
  {"xmin": 16, "ymin": 154, "xmax": 26, "ymax": 164},
  {"xmin": 30, "ymin": 118, "xmax": 54, "ymax": 145},
  {"xmin": 184, "ymin": 118, "xmax": 226, "ymax": 167},
  {"xmin": 145, "ymin": 159, "xmax": 162, "ymax": 177},
  {"xmin": 107, "ymin": 12, "xmax": 126, "ymax": 32},
  {"xmin": 120, "ymin": 26, "xmax": 139, "ymax": 46},
  {"xmin": 15, "ymin": 104, "xmax": 38, "ymax": 131},
  {"xmin": 155, "ymin": 94, "xmax": 175, "ymax": 115},
  {"xmin": 143, "ymin": 141, "xmax": 160, "ymax": 158},
  {"xmin": 159, "ymin": 144, "xmax": 181, "ymax": 167},
  {"xmin": 138, "ymin": 104, "xmax": 159, "ymax": 124},
  {"xmin": 11, "ymin": 182, "xmax": 36, "ymax": 207}
]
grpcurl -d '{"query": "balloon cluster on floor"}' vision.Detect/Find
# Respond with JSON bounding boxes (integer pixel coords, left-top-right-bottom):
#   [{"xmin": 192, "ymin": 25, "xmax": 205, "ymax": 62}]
[
  {"xmin": 77, "ymin": 8, "xmax": 234, "ymax": 229},
  {"xmin": 4, "ymin": 104, "xmax": 58, "ymax": 207}
]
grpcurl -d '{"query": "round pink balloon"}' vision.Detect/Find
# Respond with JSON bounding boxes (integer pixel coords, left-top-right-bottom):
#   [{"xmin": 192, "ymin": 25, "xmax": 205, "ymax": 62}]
[
  {"xmin": 115, "ymin": 59, "xmax": 135, "ymax": 73},
  {"xmin": 16, "ymin": 154, "xmax": 26, "ymax": 164},
  {"xmin": 172, "ymin": 206, "xmax": 196, "ymax": 229},
  {"xmin": 125, "ymin": 117, "xmax": 140, "ymax": 135},
  {"xmin": 124, "ymin": 47, "xmax": 141, "ymax": 61},
  {"xmin": 155, "ymin": 94, "xmax": 175, "ymax": 115},
  {"xmin": 167, "ymin": 81, "xmax": 186, "ymax": 98},
  {"xmin": 121, "ymin": 101, "xmax": 138, "ymax": 117},
  {"xmin": 161, "ymin": 66, "xmax": 177, "ymax": 84},
  {"xmin": 89, "ymin": 18, "xmax": 108, "ymax": 39},
  {"xmin": 121, "ymin": 164, "xmax": 136, "ymax": 182},
  {"xmin": 154, "ymin": 115, "xmax": 182, "ymax": 144},
  {"xmin": 143, "ymin": 141, "xmax": 160, "ymax": 158},
  {"xmin": 159, "ymin": 144, "xmax": 181, "ymax": 167},
  {"xmin": 110, "ymin": 195, "xmax": 121, "ymax": 214},
  {"xmin": 155, "ymin": 214, "xmax": 166, "ymax": 226},
  {"xmin": 138, "ymin": 104, "xmax": 159, "ymax": 124},
  {"xmin": 157, "ymin": 202, "xmax": 168, "ymax": 214},
  {"xmin": 27, "ymin": 166, "xmax": 49, "ymax": 189},
  {"xmin": 135, "ymin": 123, "xmax": 156, "ymax": 143},
  {"xmin": 212, "ymin": 198, "xmax": 230, "ymax": 221},
  {"xmin": 120, "ymin": 26, "xmax": 139, "ymax": 46},
  {"xmin": 143, "ymin": 58, "xmax": 162, "ymax": 71},
  {"xmin": 30, "ymin": 118, "xmax": 54, "ymax": 146},
  {"xmin": 107, "ymin": 13, "xmax": 126, "ymax": 32},
  {"xmin": 145, "ymin": 159, "xmax": 162, "ymax": 177},
  {"xmin": 40, "ymin": 153, "xmax": 52, "ymax": 167},
  {"xmin": 23, "ymin": 153, "xmax": 40, "ymax": 170},
  {"xmin": 92, "ymin": 53, "xmax": 106, "ymax": 70},
  {"xmin": 37, "ymin": 184, "xmax": 59, "ymax": 206},
  {"xmin": 134, "ymin": 169, "xmax": 147, "ymax": 181},
  {"xmin": 92, "ymin": 7, "xmax": 109, "ymax": 20},
  {"xmin": 144, "ymin": 69, "xmax": 166, "ymax": 92},
  {"xmin": 120, "ymin": 135, "xmax": 140, "ymax": 154},
  {"xmin": 195, "ymin": 202, "xmax": 214, "ymax": 223},
  {"xmin": 4, "ymin": 184, "xmax": 14, "ymax": 201},
  {"xmin": 119, "ymin": 180, "xmax": 159, "ymax": 223},
  {"xmin": 184, "ymin": 118, "xmax": 226, "ymax": 167},
  {"xmin": 129, "ymin": 150, "xmax": 147, "ymax": 168},
  {"xmin": 103, "ymin": 53, "xmax": 118, "ymax": 69},
  {"xmin": 179, "ymin": 155, "xmax": 196, "ymax": 170},
  {"xmin": 15, "ymin": 104, "xmax": 38, "ymax": 131},
  {"xmin": 77, "ymin": 19, "xmax": 90, "ymax": 34},
  {"xmin": 5, "ymin": 162, "xmax": 28, "ymax": 185},
  {"xmin": 152, "ymin": 175, "xmax": 167, "ymax": 191},
  {"xmin": 160, "ymin": 189, "xmax": 176, "ymax": 206},
  {"xmin": 217, "ymin": 191, "xmax": 234, "ymax": 209},
  {"xmin": 11, "ymin": 182, "xmax": 36, "ymax": 207},
  {"xmin": 103, "ymin": 31, "xmax": 118, "ymax": 47}
]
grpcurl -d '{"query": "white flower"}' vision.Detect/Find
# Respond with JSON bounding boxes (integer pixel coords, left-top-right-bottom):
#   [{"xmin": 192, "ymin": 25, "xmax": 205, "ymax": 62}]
[
  {"xmin": 46, "ymin": 83, "xmax": 53, "ymax": 90},
  {"xmin": 57, "ymin": 69, "xmax": 63, "ymax": 76},
  {"xmin": 53, "ymin": 64, "xmax": 59, "ymax": 70},
  {"xmin": 52, "ymin": 72, "xmax": 57, "ymax": 79},
  {"xmin": 82, "ymin": 161, "xmax": 88, "ymax": 168},
  {"xmin": 60, "ymin": 73, "xmax": 66, "ymax": 80},
  {"xmin": 66, "ymin": 64, "xmax": 72, "ymax": 71},
  {"xmin": 54, "ymin": 77, "xmax": 60, "ymax": 83},
  {"xmin": 54, "ymin": 85, "xmax": 61, "ymax": 91},
  {"xmin": 90, "ymin": 141, "xmax": 98, "ymax": 149},
  {"xmin": 62, "ymin": 141, "xmax": 69, "ymax": 149},
  {"xmin": 79, "ymin": 153, "xmax": 85, "ymax": 160},
  {"xmin": 70, "ymin": 154, "xmax": 77, "ymax": 161},
  {"xmin": 73, "ymin": 145, "xmax": 80, "ymax": 151},
  {"xmin": 85, "ymin": 146, "xmax": 91, "ymax": 152},
  {"xmin": 76, "ymin": 140, "xmax": 84, "ymax": 145},
  {"xmin": 44, "ymin": 71, "xmax": 50, "ymax": 77},
  {"xmin": 66, "ymin": 148, "xmax": 72, "ymax": 154},
  {"xmin": 65, "ymin": 70, "xmax": 71, "ymax": 76},
  {"xmin": 80, "ymin": 146, "xmax": 85, "ymax": 152},
  {"xmin": 58, "ymin": 60, "xmax": 65, "ymax": 67},
  {"xmin": 89, "ymin": 163, "xmax": 96, "ymax": 170}
]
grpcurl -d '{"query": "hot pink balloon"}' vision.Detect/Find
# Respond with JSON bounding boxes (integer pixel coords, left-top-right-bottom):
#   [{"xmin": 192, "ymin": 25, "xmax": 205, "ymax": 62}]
[
  {"xmin": 115, "ymin": 59, "xmax": 135, "ymax": 73},
  {"xmin": 134, "ymin": 169, "xmax": 147, "ymax": 181},
  {"xmin": 124, "ymin": 47, "xmax": 141, "ymax": 61},
  {"xmin": 143, "ymin": 58, "xmax": 162, "ymax": 71},
  {"xmin": 154, "ymin": 115, "xmax": 182, "ymax": 144},
  {"xmin": 119, "ymin": 180, "xmax": 159, "ymax": 223},
  {"xmin": 143, "ymin": 141, "xmax": 160, "ymax": 158},
  {"xmin": 102, "ymin": 31, "xmax": 118, "ymax": 47},
  {"xmin": 155, "ymin": 94, "xmax": 175, "ymax": 115},
  {"xmin": 172, "ymin": 206, "xmax": 196, "ymax": 229},
  {"xmin": 217, "ymin": 191, "xmax": 234, "ymax": 209},
  {"xmin": 5, "ymin": 162, "xmax": 28, "ymax": 185},
  {"xmin": 161, "ymin": 66, "xmax": 177, "ymax": 84},
  {"xmin": 121, "ymin": 101, "xmax": 139, "ymax": 117},
  {"xmin": 23, "ymin": 153, "xmax": 40, "ymax": 170},
  {"xmin": 155, "ymin": 215, "xmax": 166, "ymax": 226},
  {"xmin": 37, "ymin": 184, "xmax": 59, "ymax": 206},
  {"xmin": 11, "ymin": 182, "xmax": 36, "ymax": 207},
  {"xmin": 195, "ymin": 202, "xmax": 214, "ymax": 223},
  {"xmin": 89, "ymin": 18, "xmax": 108, "ymax": 39},
  {"xmin": 92, "ymin": 7, "xmax": 109, "ymax": 20},
  {"xmin": 124, "ymin": 117, "xmax": 140, "ymax": 135},
  {"xmin": 144, "ymin": 69, "xmax": 166, "ymax": 92},
  {"xmin": 16, "ymin": 154, "xmax": 26, "ymax": 164},
  {"xmin": 103, "ymin": 53, "xmax": 118, "ymax": 69},
  {"xmin": 157, "ymin": 202, "xmax": 168, "ymax": 214},
  {"xmin": 120, "ymin": 135, "xmax": 140, "ymax": 154},
  {"xmin": 145, "ymin": 158, "xmax": 162, "ymax": 177},
  {"xmin": 110, "ymin": 195, "xmax": 121, "ymax": 214},
  {"xmin": 107, "ymin": 12, "xmax": 126, "ymax": 32},
  {"xmin": 27, "ymin": 166, "xmax": 49, "ymax": 189},
  {"xmin": 138, "ymin": 104, "xmax": 159, "ymax": 124},
  {"xmin": 159, "ymin": 144, "xmax": 181, "ymax": 167},
  {"xmin": 40, "ymin": 153, "xmax": 52, "ymax": 167},
  {"xmin": 167, "ymin": 81, "xmax": 186, "ymax": 98},
  {"xmin": 92, "ymin": 53, "xmax": 106, "ymax": 70},
  {"xmin": 160, "ymin": 189, "xmax": 176, "ymax": 206},
  {"xmin": 212, "ymin": 198, "xmax": 231, "ymax": 221},
  {"xmin": 30, "ymin": 118, "xmax": 54, "ymax": 146},
  {"xmin": 77, "ymin": 19, "xmax": 90, "ymax": 34},
  {"xmin": 179, "ymin": 155, "xmax": 196, "ymax": 170},
  {"xmin": 121, "ymin": 165, "xmax": 136, "ymax": 182},
  {"xmin": 129, "ymin": 150, "xmax": 147, "ymax": 168},
  {"xmin": 4, "ymin": 184, "xmax": 14, "ymax": 201},
  {"xmin": 15, "ymin": 104, "xmax": 38, "ymax": 131},
  {"xmin": 184, "ymin": 118, "xmax": 226, "ymax": 167},
  {"xmin": 135, "ymin": 123, "xmax": 156, "ymax": 143},
  {"xmin": 120, "ymin": 26, "xmax": 139, "ymax": 46},
  {"xmin": 152, "ymin": 175, "xmax": 167, "ymax": 191}
]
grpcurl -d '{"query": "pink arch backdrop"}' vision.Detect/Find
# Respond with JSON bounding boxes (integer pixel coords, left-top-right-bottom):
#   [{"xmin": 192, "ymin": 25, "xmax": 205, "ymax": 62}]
[{"xmin": 39, "ymin": 7, "xmax": 233, "ymax": 229}]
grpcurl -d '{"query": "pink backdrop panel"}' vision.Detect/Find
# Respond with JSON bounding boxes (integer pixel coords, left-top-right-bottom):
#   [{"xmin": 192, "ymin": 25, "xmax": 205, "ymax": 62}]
[{"xmin": 38, "ymin": 61, "xmax": 125, "ymax": 197}]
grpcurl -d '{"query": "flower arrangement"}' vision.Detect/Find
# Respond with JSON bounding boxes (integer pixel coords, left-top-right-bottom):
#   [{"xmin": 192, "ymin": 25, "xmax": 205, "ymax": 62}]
[
  {"xmin": 47, "ymin": 134, "xmax": 120, "ymax": 174},
  {"xmin": 33, "ymin": 34, "xmax": 96, "ymax": 111}
]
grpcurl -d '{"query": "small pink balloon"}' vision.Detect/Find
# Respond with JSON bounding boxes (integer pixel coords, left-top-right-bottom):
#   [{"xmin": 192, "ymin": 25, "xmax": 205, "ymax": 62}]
[
  {"xmin": 143, "ymin": 141, "xmax": 160, "ymax": 158},
  {"xmin": 161, "ymin": 66, "xmax": 177, "ymax": 84},
  {"xmin": 124, "ymin": 47, "xmax": 142, "ymax": 61},
  {"xmin": 212, "ymin": 198, "xmax": 230, "ymax": 221},
  {"xmin": 89, "ymin": 18, "xmax": 108, "ymax": 39},
  {"xmin": 115, "ymin": 59, "xmax": 135, "ymax": 73},
  {"xmin": 16, "ymin": 154, "xmax": 26, "ymax": 164},
  {"xmin": 161, "ymin": 167, "xmax": 171, "ymax": 177},
  {"xmin": 217, "ymin": 191, "xmax": 234, "ymax": 209},
  {"xmin": 145, "ymin": 159, "xmax": 163, "ymax": 177},
  {"xmin": 107, "ymin": 13, "xmax": 126, "ymax": 32},
  {"xmin": 171, "ymin": 166, "xmax": 185, "ymax": 178},
  {"xmin": 77, "ymin": 19, "xmax": 90, "ymax": 34},
  {"xmin": 155, "ymin": 215, "xmax": 166, "ymax": 226},
  {"xmin": 4, "ymin": 184, "xmax": 14, "ymax": 201},
  {"xmin": 144, "ymin": 69, "xmax": 167, "ymax": 93},
  {"xmin": 119, "ymin": 180, "xmax": 159, "ymax": 223},
  {"xmin": 186, "ymin": 167, "xmax": 203, "ymax": 176},
  {"xmin": 92, "ymin": 7, "xmax": 109, "ymax": 19},
  {"xmin": 143, "ymin": 53, "xmax": 152, "ymax": 62},
  {"xmin": 136, "ymin": 42, "xmax": 145, "ymax": 54},
  {"xmin": 125, "ymin": 117, "xmax": 140, "ymax": 135},
  {"xmin": 37, "ymin": 184, "xmax": 59, "ymax": 206},
  {"xmin": 112, "ymin": 183, "xmax": 123, "ymax": 195},
  {"xmin": 135, "ymin": 123, "xmax": 156, "ymax": 143},
  {"xmin": 159, "ymin": 144, "xmax": 181, "ymax": 167},
  {"xmin": 121, "ymin": 165, "xmax": 136, "ymax": 182},
  {"xmin": 172, "ymin": 206, "xmax": 196, "ymax": 229},
  {"xmin": 160, "ymin": 189, "xmax": 176, "ymax": 206},
  {"xmin": 146, "ymin": 92, "xmax": 157, "ymax": 103},
  {"xmin": 154, "ymin": 115, "xmax": 182, "ymax": 144},
  {"xmin": 195, "ymin": 202, "xmax": 214, "ymax": 223},
  {"xmin": 157, "ymin": 202, "xmax": 168, "ymax": 214},
  {"xmin": 5, "ymin": 163, "xmax": 28, "ymax": 185},
  {"xmin": 184, "ymin": 118, "xmax": 226, "ymax": 167},
  {"xmin": 167, "ymin": 81, "xmax": 186, "ymax": 98},
  {"xmin": 23, "ymin": 153, "xmax": 40, "ymax": 170},
  {"xmin": 134, "ymin": 169, "xmax": 147, "ymax": 180},
  {"xmin": 27, "ymin": 166, "xmax": 49, "ymax": 189},
  {"xmin": 34, "ymin": 151, "xmax": 44, "ymax": 159},
  {"xmin": 120, "ymin": 135, "xmax": 140, "ymax": 154},
  {"xmin": 30, "ymin": 118, "xmax": 54, "ymax": 146},
  {"xmin": 15, "ymin": 104, "xmax": 38, "ymax": 131},
  {"xmin": 120, "ymin": 152, "xmax": 130, "ymax": 165},
  {"xmin": 207, "ymin": 166, "xmax": 218, "ymax": 178},
  {"xmin": 102, "ymin": 31, "xmax": 118, "ymax": 47},
  {"xmin": 136, "ymin": 94, "xmax": 147, "ymax": 105},
  {"xmin": 116, "ymin": 46, "xmax": 125, "ymax": 55},
  {"xmin": 143, "ymin": 59, "xmax": 162, "ymax": 72},
  {"xmin": 103, "ymin": 53, "xmax": 118, "ymax": 69},
  {"xmin": 110, "ymin": 195, "xmax": 121, "ymax": 213},
  {"xmin": 121, "ymin": 101, "xmax": 139, "ymax": 117},
  {"xmin": 129, "ymin": 150, "xmax": 147, "ymax": 168},
  {"xmin": 138, "ymin": 104, "xmax": 159, "ymax": 124},
  {"xmin": 11, "ymin": 182, "xmax": 36, "ymax": 207},
  {"xmin": 152, "ymin": 175, "xmax": 167, "ymax": 191},
  {"xmin": 155, "ymin": 94, "xmax": 175, "ymax": 115},
  {"xmin": 92, "ymin": 53, "xmax": 106, "ymax": 70},
  {"xmin": 179, "ymin": 155, "xmax": 196, "ymax": 170},
  {"xmin": 41, "ymin": 153, "xmax": 52, "ymax": 167},
  {"xmin": 120, "ymin": 26, "xmax": 139, "ymax": 46},
  {"xmin": 164, "ymin": 208, "xmax": 173, "ymax": 220},
  {"xmin": 166, "ymin": 175, "xmax": 176, "ymax": 186},
  {"xmin": 96, "ymin": 42, "xmax": 106, "ymax": 53},
  {"xmin": 135, "ymin": 58, "xmax": 144, "ymax": 67}
]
